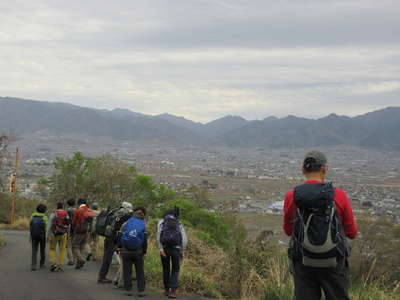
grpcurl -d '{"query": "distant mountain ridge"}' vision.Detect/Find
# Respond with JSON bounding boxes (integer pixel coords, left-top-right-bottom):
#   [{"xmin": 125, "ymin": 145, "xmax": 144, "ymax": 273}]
[{"xmin": 1, "ymin": 97, "xmax": 399, "ymax": 150}]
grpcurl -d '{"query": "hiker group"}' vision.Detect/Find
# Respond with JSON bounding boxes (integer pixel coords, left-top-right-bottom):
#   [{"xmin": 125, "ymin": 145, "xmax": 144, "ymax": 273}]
[
  {"xmin": 29, "ymin": 149, "xmax": 357, "ymax": 300},
  {"xmin": 29, "ymin": 198, "xmax": 187, "ymax": 298}
]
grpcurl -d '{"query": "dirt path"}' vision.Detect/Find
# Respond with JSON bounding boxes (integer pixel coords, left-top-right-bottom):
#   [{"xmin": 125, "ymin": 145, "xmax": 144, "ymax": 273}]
[{"xmin": 0, "ymin": 230, "xmax": 208, "ymax": 300}]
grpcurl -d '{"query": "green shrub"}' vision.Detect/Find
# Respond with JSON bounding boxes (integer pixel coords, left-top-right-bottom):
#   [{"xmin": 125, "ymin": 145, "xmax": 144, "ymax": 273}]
[{"xmin": 156, "ymin": 198, "xmax": 230, "ymax": 250}]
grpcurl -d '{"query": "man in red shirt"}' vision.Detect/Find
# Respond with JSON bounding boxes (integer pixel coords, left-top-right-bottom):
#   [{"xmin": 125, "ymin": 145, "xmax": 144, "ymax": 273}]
[
  {"xmin": 72, "ymin": 199, "xmax": 93, "ymax": 269},
  {"xmin": 283, "ymin": 150, "xmax": 357, "ymax": 300}
]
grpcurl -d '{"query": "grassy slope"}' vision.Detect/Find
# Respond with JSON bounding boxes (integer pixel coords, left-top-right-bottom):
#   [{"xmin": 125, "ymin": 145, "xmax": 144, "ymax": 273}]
[{"xmin": 2, "ymin": 216, "xmax": 398, "ymax": 299}]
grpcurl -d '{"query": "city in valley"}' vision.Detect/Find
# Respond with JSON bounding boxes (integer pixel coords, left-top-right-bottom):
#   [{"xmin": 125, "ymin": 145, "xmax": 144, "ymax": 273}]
[{"xmin": 4, "ymin": 132, "xmax": 400, "ymax": 238}]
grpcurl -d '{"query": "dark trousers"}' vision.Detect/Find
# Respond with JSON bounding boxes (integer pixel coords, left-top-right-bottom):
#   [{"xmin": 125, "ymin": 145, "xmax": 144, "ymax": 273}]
[
  {"xmin": 121, "ymin": 249, "xmax": 145, "ymax": 293},
  {"xmin": 161, "ymin": 247, "xmax": 181, "ymax": 292},
  {"xmin": 31, "ymin": 236, "xmax": 46, "ymax": 267},
  {"xmin": 98, "ymin": 236, "xmax": 116, "ymax": 279},
  {"xmin": 292, "ymin": 258, "xmax": 350, "ymax": 300}
]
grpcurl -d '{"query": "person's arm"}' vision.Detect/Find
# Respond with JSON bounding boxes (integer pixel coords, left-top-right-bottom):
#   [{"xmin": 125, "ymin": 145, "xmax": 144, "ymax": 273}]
[
  {"xmin": 47, "ymin": 213, "xmax": 55, "ymax": 237},
  {"xmin": 156, "ymin": 220, "xmax": 166, "ymax": 256},
  {"xmin": 119, "ymin": 222, "xmax": 127, "ymax": 233},
  {"xmin": 143, "ymin": 232, "xmax": 148, "ymax": 255},
  {"xmin": 283, "ymin": 191, "xmax": 296, "ymax": 236},
  {"xmin": 72, "ymin": 209, "xmax": 80, "ymax": 227},
  {"xmin": 335, "ymin": 190, "xmax": 358, "ymax": 239},
  {"xmin": 180, "ymin": 224, "xmax": 188, "ymax": 252}
]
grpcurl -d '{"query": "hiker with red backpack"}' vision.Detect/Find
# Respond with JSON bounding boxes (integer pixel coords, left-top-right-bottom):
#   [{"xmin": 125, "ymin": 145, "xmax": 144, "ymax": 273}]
[
  {"xmin": 47, "ymin": 201, "xmax": 69, "ymax": 272},
  {"xmin": 283, "ymin": 151, "xmax": 357, "ymax": 300},
  {"xmin": 118, "ymin": 207, "xmax": 148, "ymax": 297},
  {"xmin": 72, "ymin": 198, "xmax": 94, "ymax": 270},
  {"xmin": 29, "ymin": 203, "xmax": 48, "ymax": 271},
  {"xmin": 157, "ymin": 208, "xmax": 188, "ymax": 299}
]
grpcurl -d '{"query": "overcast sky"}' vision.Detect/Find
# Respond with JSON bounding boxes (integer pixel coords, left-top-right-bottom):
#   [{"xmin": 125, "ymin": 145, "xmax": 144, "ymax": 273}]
[{"xmin": 0, "ymin": 0, "xmax": 399, "ymax": 122}]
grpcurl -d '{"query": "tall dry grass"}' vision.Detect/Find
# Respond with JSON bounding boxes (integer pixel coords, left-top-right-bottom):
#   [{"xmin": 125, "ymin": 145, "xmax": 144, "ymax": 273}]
[
  {"xmin": 0, "ymin": 232, "xmax": 5, "ymax": 247},
  {"xmin": 0, "ymin": 217, "xmax": 30, "ymax": 230}
]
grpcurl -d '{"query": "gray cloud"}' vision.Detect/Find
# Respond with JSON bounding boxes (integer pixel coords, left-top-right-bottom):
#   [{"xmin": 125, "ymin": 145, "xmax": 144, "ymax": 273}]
[{"xmin": 0, "ymin": 0, "xmax": 399, "ymax": 122}]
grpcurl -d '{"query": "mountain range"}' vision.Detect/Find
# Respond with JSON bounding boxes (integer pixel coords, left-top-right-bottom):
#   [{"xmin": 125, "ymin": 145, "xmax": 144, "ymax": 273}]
[{"xmin": 1, "ymin": 97, "xmax": 399, "ymax": 151}]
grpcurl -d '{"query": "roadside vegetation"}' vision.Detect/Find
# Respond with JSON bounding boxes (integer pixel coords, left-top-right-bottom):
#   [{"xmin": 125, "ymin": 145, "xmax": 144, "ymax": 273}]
[
  {"xmin": 0, "ymin": 232, "xmax": 5, "ymax": 248},
  {"xmin": 1, "ymin": 151, "xmax": 399, "ymax": 299}
]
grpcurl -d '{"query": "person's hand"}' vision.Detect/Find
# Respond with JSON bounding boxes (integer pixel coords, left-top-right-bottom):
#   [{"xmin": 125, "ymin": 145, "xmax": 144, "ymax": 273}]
[{"xmin": 160, "ymin": 250, "xmax": 167, "ymax": 257}]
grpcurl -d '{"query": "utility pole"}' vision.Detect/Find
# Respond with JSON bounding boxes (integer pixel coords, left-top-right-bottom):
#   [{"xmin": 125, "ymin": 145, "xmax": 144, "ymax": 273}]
[{"xmin": 9, "ymin": 147, "xmax": 19, "ymax": 225}]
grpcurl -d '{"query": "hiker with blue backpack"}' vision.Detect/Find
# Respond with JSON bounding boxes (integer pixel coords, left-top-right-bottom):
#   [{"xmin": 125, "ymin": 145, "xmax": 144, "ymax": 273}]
[
  {"xmin": 29, "ymin": 203, "xmax": 48, "ymax": 271},
  {"xmin": 157, "ymin": 209, "xmax": 188, "ymax": 299},
  {"xmin": 118, "ymin": 206, "xmax": 148, "ymax": 297},
  {"xmin": 47, "ymin": 201, "xmax": 69, "ymax": 272},
  {"xmin": 283, "ymin": 151, "xmax": 357, "ymax": 300}
]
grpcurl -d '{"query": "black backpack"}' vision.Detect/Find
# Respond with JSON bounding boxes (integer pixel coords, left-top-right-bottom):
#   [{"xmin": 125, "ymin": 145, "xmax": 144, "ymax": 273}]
[
  {"xmin": 104, "ymin": 208, "xmax": 132, "ymax": 238},
  {"xmin": 95, "ymin": 209, "xmax": 115, "ymax": 237},
  {"xmin": 30, "ymin": 216, "xmax": 46, "ymax": 239},
  {"xmin": 290, "ymin": 183, "xmax": 348, "ymax": 268},
  {"xmin": 160, "ymin": 215, "xmax": 182, "ymax": 248}
]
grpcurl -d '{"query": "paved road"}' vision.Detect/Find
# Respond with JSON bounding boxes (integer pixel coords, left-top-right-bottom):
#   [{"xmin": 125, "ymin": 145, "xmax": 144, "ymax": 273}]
[{"xmin": 0, "ymin": 230, "xmax": 207, "ymax": 300}]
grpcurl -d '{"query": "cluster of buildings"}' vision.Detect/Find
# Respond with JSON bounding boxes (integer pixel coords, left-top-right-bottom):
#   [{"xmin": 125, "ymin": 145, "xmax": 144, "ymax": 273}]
[{"xmin": 2, "ymin": 133, "xmax": 399, "ymax": 224}]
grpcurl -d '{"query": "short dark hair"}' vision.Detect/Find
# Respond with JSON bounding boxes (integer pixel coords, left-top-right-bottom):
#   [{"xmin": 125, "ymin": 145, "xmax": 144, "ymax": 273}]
[
  {"xmin": 77, "ymin": 198, "xmax": 86, "ymax": 206},
  {"xmin": 134, "ymin": 206, "xmax": 146, "ymax": 216},
  {"xmin": 36, "ymin": 204, "xmax": 47, "ymax": 214},
  {"xmin": 56, "ymin": 201, "xmax": 64, "ymax": 209},
  {"xmin": 303, "ymin": 157, "xmax": 323, "ymax": 173},
  {"xmin": 67, "ymin": 199, "xmax": 76, "ymax": 207}
]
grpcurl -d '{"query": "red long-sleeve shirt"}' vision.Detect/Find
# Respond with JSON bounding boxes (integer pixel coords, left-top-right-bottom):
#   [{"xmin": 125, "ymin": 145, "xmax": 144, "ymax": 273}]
[{"xmin": 283, "ymin": 180, "xmax": 357, "ymax": 239}]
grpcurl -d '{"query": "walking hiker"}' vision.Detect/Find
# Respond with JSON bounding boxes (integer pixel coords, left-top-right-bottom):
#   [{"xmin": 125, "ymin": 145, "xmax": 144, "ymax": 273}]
[
  {"xmin": 47, "ymin": 201, "xmax": 69, "ymax": 272},
  {"xmin": 66, "ymin": 199, "xmax": 76, "ymax": 266},
  {"xmin": 118, "ymin": 207, "xmax": 147, "ymax": 297},
  {"xmin": 283, "ymin": 150, "xmax": 357, "ymax": 300},
  {"xmin": 97, "ymin": 201, "xmax": 133, "ymax": 283},
  {"xmin": 72, "ymin": 198, "xmax": 94, "ymax": 270},
  {"xmin": 157, "ymin": 208, "xmax": 188, "ymax": 299},
  {"xmin": 86, "ymin": 202, "xmax": 100, "ymax": 261},
  {"xmin": 29, "ymin": 204, "xmax": 48, "ymax": 271}
]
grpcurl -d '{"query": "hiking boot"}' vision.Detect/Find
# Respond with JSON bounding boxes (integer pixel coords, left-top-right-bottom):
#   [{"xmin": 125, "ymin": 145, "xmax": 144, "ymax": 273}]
[
  {"xmin": 67, "ymin": 261, "xmax": 74, "ymax": 266},
  {"xmin": 86, "ymin": 253, "xmax": 92, "ymax": 261},
  {"xmin": 31, "ymin": 266, "xmax": 37, "ymax": 271},
  {"xmin": 55, "ymin": 266, "xmax": 64, "ymax": 272},
  {"xmin": 137, "ymin": 291, "xmax": 146, "ymax": 297},
  {"xmin": 75, "ymin": 260, "xmax": 85, "ymax": 269},
  {"xmin": 124, "ymin": 291, "xmax": 133, "ymax": 296},
  {"xmin": 97, "ymin": 278, "xmax": 112, "ymax": 284},
  {"xmin": 39, "ymin": 264, "xmax": 46, "ymax": 269},
  {"xmin": 50, "ymin": 264, "xmax": 58, "ymax": 272},
  {"xmin": 168, "ymin": 290, "xmax": 177, "ymax": 299},
  {"xmin": 164, "ymin": 290, "xmax": 169, "ymax": 297}
]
